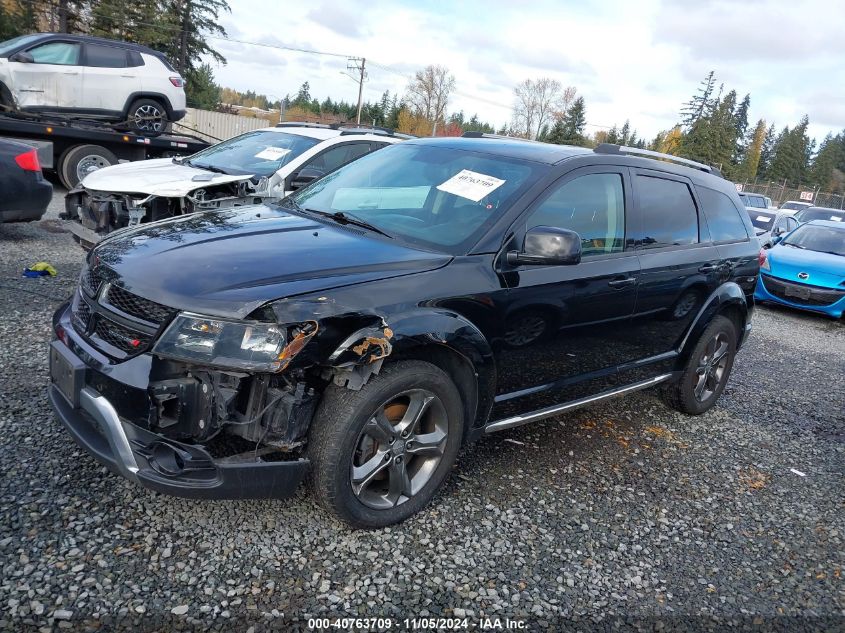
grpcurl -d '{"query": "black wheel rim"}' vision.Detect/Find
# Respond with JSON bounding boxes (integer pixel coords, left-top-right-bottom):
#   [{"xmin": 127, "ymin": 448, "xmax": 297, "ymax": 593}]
[
  {"xmin": 134, "ymin": 104, "xmax": 164, "ymax": 132},
  {"xmin": 693, "ymin": 332, "xmax": 730, "ymax": 402},
  {"xmin": 350, "ymin": 388, "xmax": 448, "ymax": 510}
]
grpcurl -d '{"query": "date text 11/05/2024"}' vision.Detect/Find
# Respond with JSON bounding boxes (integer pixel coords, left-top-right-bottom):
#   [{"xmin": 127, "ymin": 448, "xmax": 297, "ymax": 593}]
[{"xmin": 306, "ymin": 617, "xmax": 527, "ymax": 630}]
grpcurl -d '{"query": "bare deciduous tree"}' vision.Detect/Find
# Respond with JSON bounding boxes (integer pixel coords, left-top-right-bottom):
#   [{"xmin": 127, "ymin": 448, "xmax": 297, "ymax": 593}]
[
  {"xmin": 512, "ymin": 78, "xmax": 576, "ymax": 140},
  {"xmin": 406, "ymin": 65, "xmax": 456, "ymax": 136}
]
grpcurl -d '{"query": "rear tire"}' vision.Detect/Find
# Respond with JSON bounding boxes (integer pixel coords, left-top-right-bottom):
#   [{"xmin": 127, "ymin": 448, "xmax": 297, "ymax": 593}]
[
  {"xmin": 127, "ymin": 98, "xmax": 168, "ymax": 133},
  {"xmin": 58, "ymin": 144, "xmax": 118, "ymax": 189},
  {"xmin": 662, "ymin": 315, "xmax": 737, "ymax": 415},
  {"xmin": 308, "ymin": 360, "xmax": 464, "ymax": 528}
]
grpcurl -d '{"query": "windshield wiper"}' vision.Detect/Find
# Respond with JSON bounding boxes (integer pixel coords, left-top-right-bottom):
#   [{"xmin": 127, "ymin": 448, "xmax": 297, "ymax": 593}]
[
  {"xmin": 304, "ymin": 208, "xmax": 392, "ymax": 238},
  {"xmin": 784, "ymin": 242, "xmax": 806, "ymax": 249},
  {"xmin": 279, "ymin": 200, "xmax": 392, "ymax": 238}
]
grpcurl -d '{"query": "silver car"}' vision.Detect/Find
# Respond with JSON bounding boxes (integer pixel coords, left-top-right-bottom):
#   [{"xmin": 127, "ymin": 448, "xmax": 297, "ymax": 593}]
[{"xmin": 747, "ymin": 209, "xmax": 799, "ymax": 248}]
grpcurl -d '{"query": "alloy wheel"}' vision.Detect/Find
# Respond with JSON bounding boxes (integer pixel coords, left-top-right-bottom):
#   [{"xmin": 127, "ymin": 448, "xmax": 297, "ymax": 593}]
[
  {"xmin": 133, "ymin": 104, "xmax": 164, "ymax": 132},
  {"xmin": 693, "ymin": 331, "xmax": 730, "ymax": 402},
  {"xmin": 350, "ymin": 388, "xmax": 448, "ymax": 510}
]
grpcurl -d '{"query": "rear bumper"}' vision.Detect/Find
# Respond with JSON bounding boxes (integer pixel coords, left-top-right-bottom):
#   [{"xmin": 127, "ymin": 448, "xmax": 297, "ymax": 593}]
[
  {"xmin": 48, "ymin": 337, "xmax": 309, "ymax": 500},
  {"xmin": 0, "ymin": 177, "xmax": 52, "ymax": 222},
  {"xmin": 755, "ymin": 274, "xmax": 845, "ymax": 318}
]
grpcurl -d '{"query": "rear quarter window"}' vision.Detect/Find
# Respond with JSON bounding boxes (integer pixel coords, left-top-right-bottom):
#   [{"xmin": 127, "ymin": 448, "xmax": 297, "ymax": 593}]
[{"xmin": 696, "ymin": 186, "xmax": 749, "ymax": 242}]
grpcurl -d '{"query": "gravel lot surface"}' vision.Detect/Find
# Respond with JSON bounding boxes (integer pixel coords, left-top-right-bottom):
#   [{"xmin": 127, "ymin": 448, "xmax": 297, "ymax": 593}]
[{"xmin": 1, "ymin": 188, "xmax": 843, "ymax": 631}]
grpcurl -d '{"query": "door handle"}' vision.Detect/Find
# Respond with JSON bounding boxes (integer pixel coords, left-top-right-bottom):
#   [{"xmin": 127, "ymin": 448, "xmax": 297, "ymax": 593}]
[
  {"xmin": 61, "ymin": 71, "xmax": 79, "ymax": 75},
  {"xmin": 698, "ymin": 263, "xmax": 721, "ymax": 273},
  {"xmin": 608, "ymin": 277, "xmax": 637, "ymax": 288}
]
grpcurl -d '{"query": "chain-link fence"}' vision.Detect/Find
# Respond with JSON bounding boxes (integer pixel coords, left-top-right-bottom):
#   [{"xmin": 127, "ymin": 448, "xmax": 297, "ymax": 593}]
[{"xmin": 737, "ymin": 180, "xmax": 845, "ymax": 209}]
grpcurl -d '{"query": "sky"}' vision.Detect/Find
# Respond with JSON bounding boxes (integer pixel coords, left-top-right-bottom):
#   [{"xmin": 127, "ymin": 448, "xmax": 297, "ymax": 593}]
[{"xmin": 207, "ymin": 0, "xmax": 844, "ymax": 143}]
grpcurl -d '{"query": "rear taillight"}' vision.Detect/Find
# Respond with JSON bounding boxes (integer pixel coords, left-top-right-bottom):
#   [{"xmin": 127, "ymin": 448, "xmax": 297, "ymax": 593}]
[
  {"xmin": 14, "ymin": 148, "xmax": 41, "ymax": 172},
  {"xmin": 169, "ymin": 76, "xmax": 185, "ymax": 87},
  {"xmin": 759, "ymin": 248, "xmax": 770, "ymax": 271}
]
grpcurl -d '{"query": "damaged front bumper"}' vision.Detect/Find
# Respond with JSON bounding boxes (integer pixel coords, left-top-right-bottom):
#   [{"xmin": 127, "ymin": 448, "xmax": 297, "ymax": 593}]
[{"xmin": 48, "ymin": 310, "xmax": 309, "ymax": 500}]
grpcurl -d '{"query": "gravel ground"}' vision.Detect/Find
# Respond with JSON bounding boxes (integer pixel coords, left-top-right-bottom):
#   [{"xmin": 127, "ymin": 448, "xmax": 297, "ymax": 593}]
[{"xmin": 1, "ymin": 188, "xmax": 843, "ymax": 631}]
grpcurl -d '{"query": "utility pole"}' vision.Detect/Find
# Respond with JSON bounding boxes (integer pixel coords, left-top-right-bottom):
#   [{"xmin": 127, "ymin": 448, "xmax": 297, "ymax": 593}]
[
  {"xmin": 347, "ymin": 57, "xmax": 366, "ymax": 125},
  {"xmin": 179, "ymin": 0, "xmax": 191, "ymax": 75}
]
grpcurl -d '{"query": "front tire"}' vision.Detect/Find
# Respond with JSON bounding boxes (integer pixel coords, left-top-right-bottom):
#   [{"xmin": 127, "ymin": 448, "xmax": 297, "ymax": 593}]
[
  {"xmin": 663, "ymin": 315, "xmax": 737, "ymax": 415},
  {"xmin": 308, "ymin": 360, "xmax": 464, "ymax": 528}
]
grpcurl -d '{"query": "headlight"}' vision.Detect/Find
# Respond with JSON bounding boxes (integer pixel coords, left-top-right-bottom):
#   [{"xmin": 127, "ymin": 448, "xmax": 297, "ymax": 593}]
[{"xmin": 153, "ymin": 313, "xmax": 316, "ymax": 372}]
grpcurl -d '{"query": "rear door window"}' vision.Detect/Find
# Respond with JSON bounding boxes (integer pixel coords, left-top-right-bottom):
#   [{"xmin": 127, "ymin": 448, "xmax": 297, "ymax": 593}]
[
  {"xmin": 697, "ymin": 186, "xmax": 749, "ymax": 242},
  {"xmin": 85, "ymin": 43, "xmax": 129, "ymax": 68},
  {"xmin": 633, "ymin": 175, "xmax": 699, "ymax": 248}
]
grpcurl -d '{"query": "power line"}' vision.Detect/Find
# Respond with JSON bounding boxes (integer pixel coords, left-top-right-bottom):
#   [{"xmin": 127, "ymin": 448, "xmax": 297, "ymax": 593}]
[{"xmin": 33, "ymin": 3, "xmax": 614, "ymax": 129}]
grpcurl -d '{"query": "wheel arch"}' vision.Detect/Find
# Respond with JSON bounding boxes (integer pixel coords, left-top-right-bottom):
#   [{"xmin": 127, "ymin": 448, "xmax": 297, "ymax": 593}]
[
  {"xmin": 382, "ymin": 309, "xmax": 496, "ymax": 438},
  {"xmin": 122, "ymin": 92, "xmax": 174, "ymax": 118},
  {"xmin": 676, "ymin": 281, "xmax": 749, "ymax": 368}
]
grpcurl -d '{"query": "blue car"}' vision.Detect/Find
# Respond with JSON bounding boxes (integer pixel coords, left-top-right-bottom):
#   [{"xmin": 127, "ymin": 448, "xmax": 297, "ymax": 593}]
[{"xmin": 755, "ymin": 220, "xmax": 845, "ymax": 318}]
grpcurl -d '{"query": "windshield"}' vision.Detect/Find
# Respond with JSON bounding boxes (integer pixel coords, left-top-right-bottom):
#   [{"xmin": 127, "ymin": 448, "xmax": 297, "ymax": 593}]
[
  {"xmin": 0, "ymin": 34, "xmax": 40, "ymax": 57},
  {"xmin": 782, "ymin": 224, "xmax": 845, "ymax": 257},
  {"xmin": 748, "ymin": 210, "xmax": 776, "ymax": 231},
  {"xmin": 796, "ymin": 208, "xmax": 845, "ymax": 224},
  {"xmin": 288, "ymin": 142, "xmax": 544, "ymax": 253},
  {"xmin": 186, "ymin": 130, "xmax": 321, "ymax": 176},
  {"xmin": 780, "ymin": 201, "xmax": 808, "ymax": 211}
]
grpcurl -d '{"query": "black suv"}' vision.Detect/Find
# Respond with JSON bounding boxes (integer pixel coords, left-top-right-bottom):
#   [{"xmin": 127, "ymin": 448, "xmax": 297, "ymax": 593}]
[{"xmin": 49, "ymin": 136, "xmax": 759, "ymax": 527}]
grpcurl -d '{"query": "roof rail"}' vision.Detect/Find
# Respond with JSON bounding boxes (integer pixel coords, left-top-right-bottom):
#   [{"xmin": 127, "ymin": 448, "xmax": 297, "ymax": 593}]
[
  {"xmin": 274, "ymin": 121, "xmax": 332, "ymax": 129},
  {"xmin": 461, "ymin": 131, "xmax": 539, "ymax": 142},
  {"xmin": 594, "ymin": 143, "xmax": 721, "ymax": 176}
]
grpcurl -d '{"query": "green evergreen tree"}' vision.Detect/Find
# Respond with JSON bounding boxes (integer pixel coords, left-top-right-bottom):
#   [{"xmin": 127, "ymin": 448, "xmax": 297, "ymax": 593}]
[
  {"xmin": 757, "ymin": 123, "xmax": 777, "ymax": 179},
  {"xmin": 185, "ymin": 63, "xmax": 220, "ymax": 110},
  {"xmin": 680, "ymin": 70, "xmax": 717, "ymax": 128}
]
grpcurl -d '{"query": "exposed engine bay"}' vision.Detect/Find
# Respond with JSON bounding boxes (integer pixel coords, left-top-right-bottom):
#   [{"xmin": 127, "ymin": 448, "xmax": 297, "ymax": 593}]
[{"xmin": 62, "ymin": 178, "xmax": 269, "ymax": 248}]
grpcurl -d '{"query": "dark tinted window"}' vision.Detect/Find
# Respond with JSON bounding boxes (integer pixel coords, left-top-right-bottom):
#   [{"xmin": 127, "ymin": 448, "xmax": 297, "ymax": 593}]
[
  {"xmin": 698, "ymin": 187, "xmax": 748, "ymax": 242},
  {"xmin": 797, "ymin": 208, "xmax": 845, "ymax": 223},
  {"xmin": 127, "ymin": 51, "xmax": 144, "ymax": 67},
  {"xmin": 527, "ymin": 173, "xmax": 626, "ymax": 256},
  {"xmin": 85, "ymin": 43, "xmax": 128, "ymax": 68},
  {"xmin": 636, "ymin": 176, "xmax": 698, "ymax": 248},
  {"xmin": 304, "ymin": 142, "xmax": 372, "ymax": 174},
  {"xmin": 748, "ymin": 210, "xmax": 776, "ymax": 231}
]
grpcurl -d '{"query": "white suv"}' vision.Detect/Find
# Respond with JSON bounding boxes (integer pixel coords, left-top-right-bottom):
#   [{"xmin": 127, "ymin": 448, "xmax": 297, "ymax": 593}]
[
  {"xmin": 0, "ymin": 33, "xmax": 186, "ymax": 132},
  {"xmin": 64, "ymin": 123, "xmax": 408, "ymax": 248}
]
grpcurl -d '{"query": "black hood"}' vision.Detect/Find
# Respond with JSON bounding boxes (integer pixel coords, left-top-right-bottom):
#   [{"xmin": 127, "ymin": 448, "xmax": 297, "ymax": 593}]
[{"xmin": 92, "ymin": 205, "xmax": 451, "ymax": 319}]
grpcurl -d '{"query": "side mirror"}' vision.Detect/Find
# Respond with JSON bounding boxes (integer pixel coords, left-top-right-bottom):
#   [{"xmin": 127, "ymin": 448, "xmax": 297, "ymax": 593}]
[
  {"xmin": 289, "ymin": 167, "xmax": 324, "ymax": 191},
  {"xmin": 507, "ymin": 226, "xmax": 582, "ymax": 266},
  {"xmin": 10, "ymin": 51, "xmax": 34, "ymax": 63},
  {"xmin": 771, "ymin": 235, "xmax": 784, "ymax": 246}
]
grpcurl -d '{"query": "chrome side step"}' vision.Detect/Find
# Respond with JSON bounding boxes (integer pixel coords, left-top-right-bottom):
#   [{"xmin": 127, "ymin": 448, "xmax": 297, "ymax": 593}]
[{"xmin": 484, "ymin": 374, "xmax": 673, "ymax": 434}]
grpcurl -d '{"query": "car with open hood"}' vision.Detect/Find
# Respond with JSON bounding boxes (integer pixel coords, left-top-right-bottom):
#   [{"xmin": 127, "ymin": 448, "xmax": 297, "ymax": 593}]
[
  {"xmin": 755, "ymin": 220, "xmax": 845, "ymax": 318},
  {"xmin": 62, "ymin": 123, "xmax": 405, "ymax": 249},
  {"xmin": 48, "ymin": 136, "xmax": 758, "ymax": 527}
]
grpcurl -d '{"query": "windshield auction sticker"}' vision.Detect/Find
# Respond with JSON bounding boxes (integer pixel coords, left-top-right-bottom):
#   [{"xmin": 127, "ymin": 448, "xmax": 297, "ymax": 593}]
[
  {"xmin": 437, "ymin": 169, "xmax": 506, "ymax": 202},
  {"xmin": 255, "ymin": 147, "xmax": 292, "ymax": 160}
]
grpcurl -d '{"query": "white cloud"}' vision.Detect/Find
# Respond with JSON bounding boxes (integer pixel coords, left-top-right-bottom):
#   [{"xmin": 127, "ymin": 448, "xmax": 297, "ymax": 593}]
[{"xmin": 207, "ymin": 0, "xmax": 843, "ymax": 141}]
